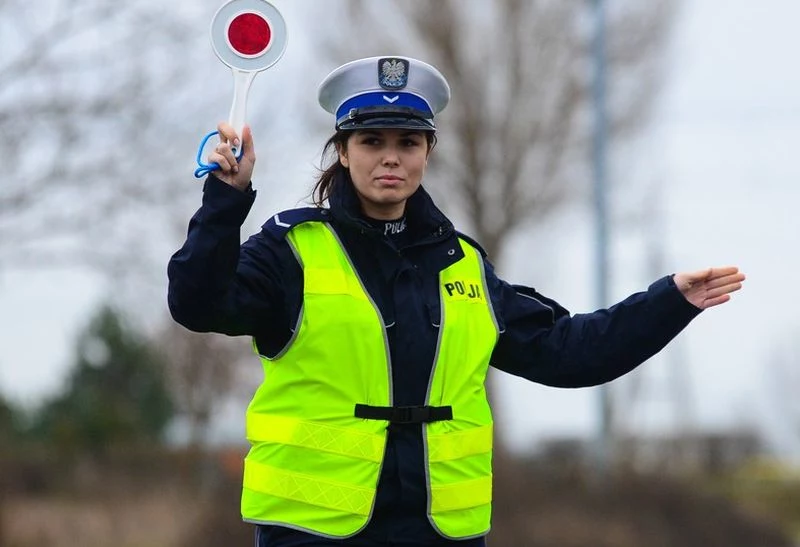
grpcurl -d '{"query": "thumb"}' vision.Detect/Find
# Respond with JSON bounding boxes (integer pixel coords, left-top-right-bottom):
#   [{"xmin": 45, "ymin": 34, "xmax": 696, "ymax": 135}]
[
  {"xmin": 687, "ymin": 268, "xmax": 713, "ymax": 283},
  {"xmin": 241, "ymin": 125, "xmax": 256, "ymax": 161},
  {"xmin": 674, "ymin": 268, "xmax": 710, "ymax": 293}
]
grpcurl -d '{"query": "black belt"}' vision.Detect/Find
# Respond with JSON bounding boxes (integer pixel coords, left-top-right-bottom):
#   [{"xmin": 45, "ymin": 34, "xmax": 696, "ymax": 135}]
[{"xmin": 354, "ymin": 404, "xmax": 453, "ymax": 424}]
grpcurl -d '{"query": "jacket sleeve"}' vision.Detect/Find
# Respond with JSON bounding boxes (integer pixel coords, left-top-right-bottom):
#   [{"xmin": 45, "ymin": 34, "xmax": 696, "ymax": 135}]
[
  {"xmin": 486, "ymin": 260, "xmax": 703, "ymax": 388},
  {"xmin": 167, "ymin": 175, "xmax": 292, "ymax": 338}
]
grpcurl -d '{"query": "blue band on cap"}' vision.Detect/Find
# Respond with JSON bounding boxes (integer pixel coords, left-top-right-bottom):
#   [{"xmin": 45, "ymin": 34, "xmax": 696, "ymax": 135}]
[{"xmin": 336, "ymin": 92, "xmax": 433, "ymax": 121}]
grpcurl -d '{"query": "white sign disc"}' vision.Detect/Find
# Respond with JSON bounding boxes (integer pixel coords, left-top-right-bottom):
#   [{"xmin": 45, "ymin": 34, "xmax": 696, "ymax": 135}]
[{"xmin": 210, "ymin": 0, "xmax": 287, "ymax": 73}]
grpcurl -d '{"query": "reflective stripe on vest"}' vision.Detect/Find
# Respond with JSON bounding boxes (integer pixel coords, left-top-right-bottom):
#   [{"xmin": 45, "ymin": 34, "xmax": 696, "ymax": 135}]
[
  {"xmin": 426, "ymin": 238, "xmax": 498, "ymax": 538},
  {"xmin": 241, "ymin": 222, "xmax": 498, "ymax": 539}
]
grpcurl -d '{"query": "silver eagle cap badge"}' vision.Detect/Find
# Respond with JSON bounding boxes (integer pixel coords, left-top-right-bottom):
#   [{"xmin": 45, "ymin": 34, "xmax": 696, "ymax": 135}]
[{"xmin": 378, "ymin": 58, "xmax": 409, "ymax": 90}]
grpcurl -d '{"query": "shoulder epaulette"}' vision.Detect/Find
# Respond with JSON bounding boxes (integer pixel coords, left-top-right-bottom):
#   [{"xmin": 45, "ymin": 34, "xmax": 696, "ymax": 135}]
[
  {"xmin": 261, "ymin": 207, "xmax": 330, "ymax": 238},
  {"xmin": 456, "ymin": 231, "xmax": 488, "ymax": 258}
]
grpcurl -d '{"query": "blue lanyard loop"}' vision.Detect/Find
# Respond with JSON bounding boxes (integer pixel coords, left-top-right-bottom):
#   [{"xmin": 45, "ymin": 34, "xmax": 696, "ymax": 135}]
[{"xmin": 194, "ymin": 130, "xmax": 244, "ymax": 178}]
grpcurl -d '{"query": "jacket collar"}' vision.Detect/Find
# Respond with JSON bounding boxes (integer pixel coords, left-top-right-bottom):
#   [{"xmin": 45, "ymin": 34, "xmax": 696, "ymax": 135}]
[{"xmin": 327, "ymin": 167, "xmax": 454, "ymax": 244}]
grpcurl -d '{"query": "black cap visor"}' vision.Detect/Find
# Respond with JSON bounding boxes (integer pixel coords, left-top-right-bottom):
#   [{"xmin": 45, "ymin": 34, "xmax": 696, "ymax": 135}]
[{"xmin": 336, "ymin": 105, "xmax": 436, "ymax": 132}]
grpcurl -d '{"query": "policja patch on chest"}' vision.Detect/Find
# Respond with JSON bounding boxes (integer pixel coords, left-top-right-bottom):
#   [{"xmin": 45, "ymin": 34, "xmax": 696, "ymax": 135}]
[{"xmin": 442, "ymin": 279, "xmax": 485, "ymax": 302}]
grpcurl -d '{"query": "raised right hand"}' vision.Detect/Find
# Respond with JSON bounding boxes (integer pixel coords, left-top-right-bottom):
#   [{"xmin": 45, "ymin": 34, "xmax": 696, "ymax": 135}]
[{"xmin": 208, "ymin": 121, "xmax": 256, "ymax": 191}]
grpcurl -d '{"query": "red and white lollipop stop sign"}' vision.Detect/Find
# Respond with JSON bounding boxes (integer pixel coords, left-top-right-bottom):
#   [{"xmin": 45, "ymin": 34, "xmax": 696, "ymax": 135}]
[
  {"xmin": 210, "ymin": 0, "xmax": 287, "ymax": 152},
  {"xmin": 227, "ymin": 12, "xmax": 273, "ymax": 56}
]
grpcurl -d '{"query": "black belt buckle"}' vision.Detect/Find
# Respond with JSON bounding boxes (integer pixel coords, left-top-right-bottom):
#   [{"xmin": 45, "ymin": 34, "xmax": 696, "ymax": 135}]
[{"xmin": 394, "ymin": 406, "xmax": 424, "ymax": 424}]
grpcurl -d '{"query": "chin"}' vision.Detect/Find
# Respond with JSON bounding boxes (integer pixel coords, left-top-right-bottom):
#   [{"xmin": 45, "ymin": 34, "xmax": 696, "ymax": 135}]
[{"xmin": 372, "ymin": 190, "xmax": 412, "ymax": 203}]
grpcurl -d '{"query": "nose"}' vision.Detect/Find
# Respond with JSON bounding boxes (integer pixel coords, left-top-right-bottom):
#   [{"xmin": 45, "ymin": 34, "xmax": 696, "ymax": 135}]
[{"xmin": 382, "ymin": 147, "xmax": 400, "ymax": 167}]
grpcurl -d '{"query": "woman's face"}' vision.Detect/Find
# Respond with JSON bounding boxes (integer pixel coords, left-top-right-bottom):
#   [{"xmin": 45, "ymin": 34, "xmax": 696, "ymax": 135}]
[{"xmin": 338, "ymin": 128, "xmax": 430, "ymax": 220}]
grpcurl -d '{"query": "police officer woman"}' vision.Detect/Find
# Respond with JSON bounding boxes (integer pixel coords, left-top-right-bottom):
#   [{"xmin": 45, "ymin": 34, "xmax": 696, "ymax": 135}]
[{"xmin": 168, "ymin": 56, "xmax": 745, "ymax": 546}]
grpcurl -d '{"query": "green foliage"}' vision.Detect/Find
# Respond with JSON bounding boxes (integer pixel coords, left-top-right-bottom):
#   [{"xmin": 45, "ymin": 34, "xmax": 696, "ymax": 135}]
[
  {"xmin": 30, "ymin": 304, "xmax": 174, "ymax": 454},
  {"xmin": 711, "ymin": 459, "xmax": 800, "ymax": 543},
  {"xmin": 0, "ymin": 393, "xmax": 21, "ymax": 445}
]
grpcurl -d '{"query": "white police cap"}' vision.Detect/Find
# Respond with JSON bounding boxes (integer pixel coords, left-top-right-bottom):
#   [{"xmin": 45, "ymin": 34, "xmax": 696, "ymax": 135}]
[{"xmin": 318, "ymin": 56, "xmax": 451, "ymax": 132}]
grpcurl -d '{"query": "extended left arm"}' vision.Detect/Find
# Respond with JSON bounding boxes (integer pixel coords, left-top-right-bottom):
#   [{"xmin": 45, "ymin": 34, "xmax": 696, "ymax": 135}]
[{"xmin": 488, "ymin": 265, "xmax": 744, "ymax": 388}]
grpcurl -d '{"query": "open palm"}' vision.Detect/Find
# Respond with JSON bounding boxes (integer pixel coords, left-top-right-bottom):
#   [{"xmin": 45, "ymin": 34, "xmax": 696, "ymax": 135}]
[{"xmin": 673, "ymin": 266, "xmax": 745, "ymax": 310}]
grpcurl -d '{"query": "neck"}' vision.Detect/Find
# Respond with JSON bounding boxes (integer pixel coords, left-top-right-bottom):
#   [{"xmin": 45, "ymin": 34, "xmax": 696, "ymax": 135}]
[{"xmin": 359, "ymin": 200, "xmax": 407, "ymax": 220}]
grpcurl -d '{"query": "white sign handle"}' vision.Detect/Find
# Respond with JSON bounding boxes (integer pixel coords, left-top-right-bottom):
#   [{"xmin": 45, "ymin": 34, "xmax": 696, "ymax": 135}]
[{"xmin": 229, "ymin": 69, "xmax": 257, "ymax": 157}]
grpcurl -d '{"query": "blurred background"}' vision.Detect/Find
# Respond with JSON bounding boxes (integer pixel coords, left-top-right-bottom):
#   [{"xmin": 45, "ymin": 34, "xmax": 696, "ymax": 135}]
[{"xmin": 2, "ymin": 0, "xmax": 800, "ymax": 545}]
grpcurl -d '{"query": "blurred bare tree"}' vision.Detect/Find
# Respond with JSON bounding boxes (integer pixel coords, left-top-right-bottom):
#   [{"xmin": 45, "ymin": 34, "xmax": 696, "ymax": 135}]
[
  {"xmin": 316, "ymin": 0, "xmax": 677, "ymax": 264},
  {"xmin": 0, "ymin": 0, "xmax": 263, "ymax": 451},
  {"xmin": 768, "ymin": 336, "xmax": 800, "ymax": 449},
  {"xmin": 157, "ymin": 322, "xmax": 255, "ymax": 448},
  {"xmin": 0, "ymin": 0, "xmax": 217, "ymax": 277}
]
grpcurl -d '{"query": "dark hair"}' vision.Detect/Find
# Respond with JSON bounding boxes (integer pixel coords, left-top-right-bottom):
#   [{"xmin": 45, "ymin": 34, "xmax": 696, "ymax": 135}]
[
  {"xmin": 311, "ymin": 130, "xmax": 438, "ymax": 207},
  {"xmin": 311, "ymin": 132, "xmax": 350, "ymax": 207}
]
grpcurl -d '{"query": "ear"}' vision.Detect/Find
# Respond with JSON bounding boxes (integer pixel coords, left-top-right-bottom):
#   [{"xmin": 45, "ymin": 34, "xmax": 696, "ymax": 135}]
[{"xmin": 336, "ymin": 142, "xmax": 349, "ymax": 168}]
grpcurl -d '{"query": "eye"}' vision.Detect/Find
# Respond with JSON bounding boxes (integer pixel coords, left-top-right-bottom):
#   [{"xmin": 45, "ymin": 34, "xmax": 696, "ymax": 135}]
[
  {"xmin": 359, "ymin": 136, "xmax": 381, "ymax": 146},
  {"xmin": 402, "ymin": 138, "xmax": 423, "ymax": 147}
]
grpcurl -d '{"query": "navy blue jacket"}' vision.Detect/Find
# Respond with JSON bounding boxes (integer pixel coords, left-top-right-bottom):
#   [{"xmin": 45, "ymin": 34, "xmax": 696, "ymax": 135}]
[{"xmin": 168, "ymin": 172, "xmax": 702, "ymax": 546}]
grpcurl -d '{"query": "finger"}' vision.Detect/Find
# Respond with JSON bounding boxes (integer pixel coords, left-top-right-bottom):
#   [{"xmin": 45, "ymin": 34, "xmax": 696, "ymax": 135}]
[
  {"xmin": 706, "ymin": 266, "xmax": 739, "ymax": 280},
  {"xmin": 216, "ymin": 121, "xmax": 239, "ymax": 145},
  {"xmin": 214, "ymin": 142, "xmax": 239, "ymax": 173},
  {"xmin": 209, "ymin": 151, "xmax": 233, "ymax": 173},
  {"xmin": 706, "ymin": 282, "xmax": 743, "ymax": 299},
  {"xmin": 703, "ymin": 294, "xmax": 732, "ymax": 309},
  {"xmin": 705, "ymin": 272, "xmax": 746, "ymax": 290}
]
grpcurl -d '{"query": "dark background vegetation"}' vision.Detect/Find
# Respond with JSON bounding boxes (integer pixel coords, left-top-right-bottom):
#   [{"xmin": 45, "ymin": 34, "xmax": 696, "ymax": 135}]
[{"xmin": 1, "ymin": 306, "xmax": 799, "ymax": 545}]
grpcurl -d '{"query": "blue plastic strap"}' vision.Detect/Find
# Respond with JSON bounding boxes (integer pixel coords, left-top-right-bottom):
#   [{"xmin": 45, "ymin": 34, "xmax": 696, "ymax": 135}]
[{"xmin": 194, "ymin": 130, "xmax": 244, "ymax": 179}]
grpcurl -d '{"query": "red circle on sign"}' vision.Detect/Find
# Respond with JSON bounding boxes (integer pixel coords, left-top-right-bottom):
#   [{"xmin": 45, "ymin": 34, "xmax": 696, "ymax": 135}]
[{"xmin": 227, "ymin": 12, "xmax": 272, "ymax": 56}]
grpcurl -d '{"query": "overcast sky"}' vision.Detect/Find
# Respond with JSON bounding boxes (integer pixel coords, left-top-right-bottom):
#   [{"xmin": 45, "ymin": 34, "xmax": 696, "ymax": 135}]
[
  {"xmin": 494, "ymin": 0, "xmax": 800, "ymax": 456},
  {"xmin": 2, "ymin": 0, "xmax": 799, "ymax": 458}
]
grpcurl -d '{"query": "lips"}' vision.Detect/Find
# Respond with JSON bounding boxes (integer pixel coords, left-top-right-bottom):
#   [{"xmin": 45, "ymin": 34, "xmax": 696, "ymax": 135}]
[{"xmin": 377, "ymin": 175, "xmax": 403, "ymax": 182}]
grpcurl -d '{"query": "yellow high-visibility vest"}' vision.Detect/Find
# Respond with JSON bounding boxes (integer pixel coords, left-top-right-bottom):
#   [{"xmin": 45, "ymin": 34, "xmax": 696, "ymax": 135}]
[{"xmin": 241, "ymin": 221, "xmax": 499, "ymax": 539}]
